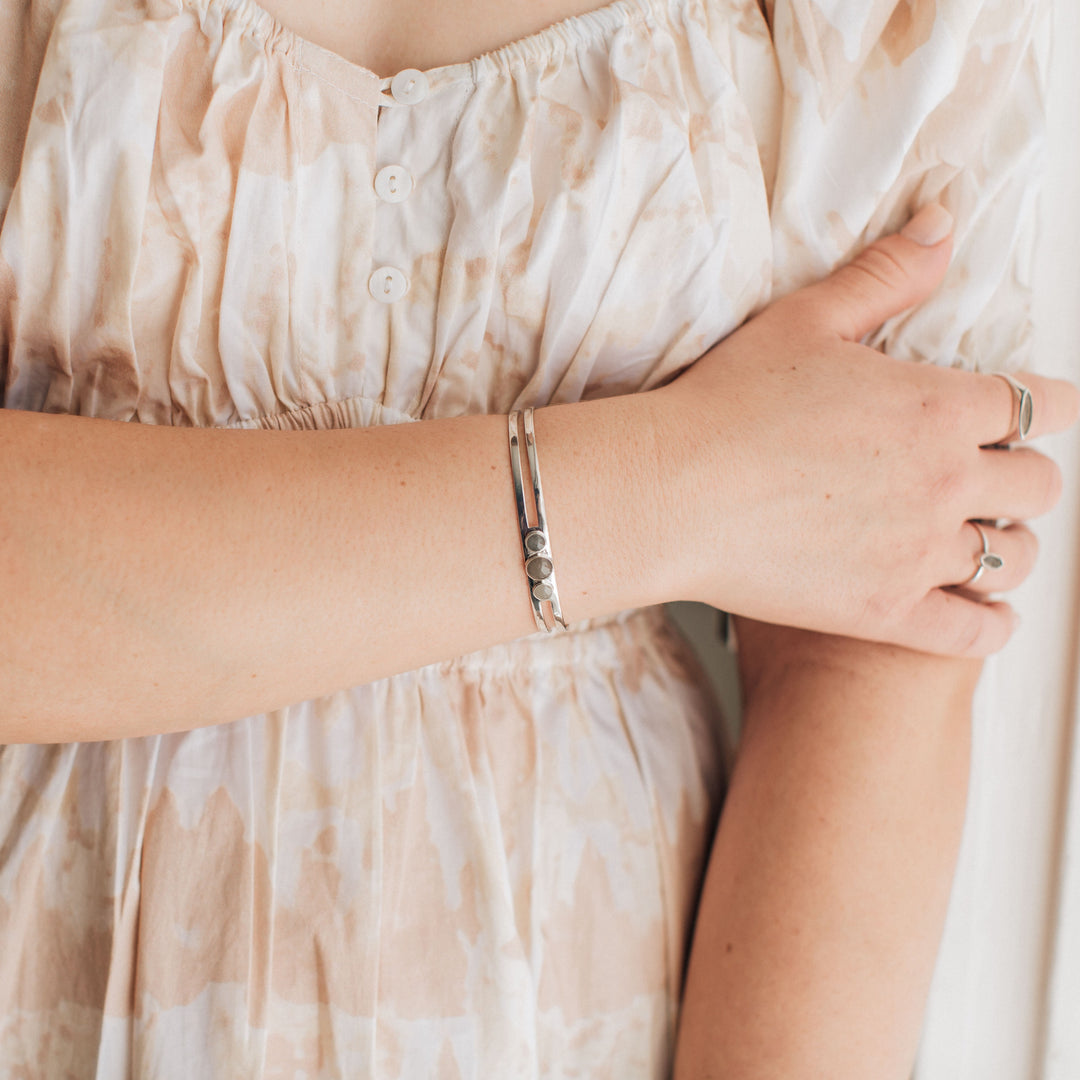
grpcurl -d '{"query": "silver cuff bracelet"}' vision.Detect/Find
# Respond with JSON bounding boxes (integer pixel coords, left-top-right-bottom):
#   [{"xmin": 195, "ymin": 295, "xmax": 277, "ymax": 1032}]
[{"xmin": 508, "ymin": 407, "xmax": 568, "ymax": 633}]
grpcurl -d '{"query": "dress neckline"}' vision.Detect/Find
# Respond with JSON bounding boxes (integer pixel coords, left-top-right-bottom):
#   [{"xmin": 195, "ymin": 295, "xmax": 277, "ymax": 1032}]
[{"xmin": 214, "ymin": 0, "xmax": 662, "ymax": 100}]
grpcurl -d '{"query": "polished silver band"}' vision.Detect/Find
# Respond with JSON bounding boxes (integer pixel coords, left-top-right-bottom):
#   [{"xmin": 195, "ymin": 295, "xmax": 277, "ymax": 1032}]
[
  {"xmin": 963, "ymin": 520, "xmax": 1006, "ymax": 586},
  {"xmin": 508, "ymin": 408, "xmax": 568, "ymax": 632},
  {"xmin": 993, "ymin": 372, "xmax": 1034, "ymax": 443}
]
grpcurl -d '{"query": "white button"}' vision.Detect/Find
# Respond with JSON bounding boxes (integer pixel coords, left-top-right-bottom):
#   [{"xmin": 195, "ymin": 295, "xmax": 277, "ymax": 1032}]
[
  {"xmin": 390, "ymin": 68, "xmax": 429, "ymax": 105},
  {"xmin": 374, "ymin": 165, "xmax": 413, "ymax": 203},
  {"xmin": 368, "ymin": 266, "xmax": 409, "ymax": 303}
]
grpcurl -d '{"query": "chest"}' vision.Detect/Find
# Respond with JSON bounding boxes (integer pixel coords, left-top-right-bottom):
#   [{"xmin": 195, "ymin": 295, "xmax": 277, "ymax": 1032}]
[
  {"xmin": 2, "ymin": 0, "xmax": 778, "ymax": 429},
  {"xmin": 251, "ymin": 0, "xmax": 616, "ymax": 77}
]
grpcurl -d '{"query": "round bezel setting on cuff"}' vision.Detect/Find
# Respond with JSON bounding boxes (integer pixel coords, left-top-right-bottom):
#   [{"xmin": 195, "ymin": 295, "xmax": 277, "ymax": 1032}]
[{"xmin": 508, "ymin": 409, "xmax": 568, "ymax": 632}]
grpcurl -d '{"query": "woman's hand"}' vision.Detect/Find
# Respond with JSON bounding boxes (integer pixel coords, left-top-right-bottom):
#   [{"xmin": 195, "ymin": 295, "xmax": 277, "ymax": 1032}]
[{"xmin": 655, "ymin": 205, "xmax": 1080, "ymax": 657}]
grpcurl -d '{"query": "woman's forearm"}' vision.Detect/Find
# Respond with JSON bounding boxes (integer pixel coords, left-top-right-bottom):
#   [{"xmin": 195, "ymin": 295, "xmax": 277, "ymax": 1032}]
[
  {"xmin": 4, "ymin": 213, "xmax": 1072, "ymax": 742},
  {"xmin": 674, "ymin": 623, "xmax": 980, "ymax": 1079},
  {"xmin": 0, "ymin": 395, "xmax": 682, "ymax": 742}
]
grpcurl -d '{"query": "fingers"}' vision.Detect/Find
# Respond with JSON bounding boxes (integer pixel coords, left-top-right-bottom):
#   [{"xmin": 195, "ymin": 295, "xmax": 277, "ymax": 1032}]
[
  {"xmin": 942, "ymin": 521, "xmax": 1038, "ymax": 595},
  {"xmin": 891, "ymin": 521, "xmax": 1035, "ymax": 657},
  {"xmin": 897, "ymin": 521, "xmax": 1036, "ymax": 656},
  {"xmin": 972, "ymin": 446, "xmax": 1063, "ymax": 521},
  {"xmin": 797, "ymin": 203, "xmax": 955, "ymax": 343},
  {"xmin": 899, "ymin": 590, "xmax": 1017, "ymax": 658},
  {"xmin": 974, "ymin": 369, "xmax": 1080, "ymax": 447}
]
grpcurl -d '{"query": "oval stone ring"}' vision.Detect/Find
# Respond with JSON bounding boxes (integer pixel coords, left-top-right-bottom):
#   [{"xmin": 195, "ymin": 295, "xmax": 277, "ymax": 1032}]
[
  {"xmin": 964, "ymin": 520, "xmax": 1006, "ymax": 586},
  {"xmin": 994, "ymin": 371, "xmax": 1034, "ymax": 442}
]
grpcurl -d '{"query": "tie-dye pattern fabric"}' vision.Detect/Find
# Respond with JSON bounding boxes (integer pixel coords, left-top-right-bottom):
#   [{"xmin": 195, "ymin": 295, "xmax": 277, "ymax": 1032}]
[{"xmin": 0, "ymin": 0, "xmax": 1042, "ymax": 1075}]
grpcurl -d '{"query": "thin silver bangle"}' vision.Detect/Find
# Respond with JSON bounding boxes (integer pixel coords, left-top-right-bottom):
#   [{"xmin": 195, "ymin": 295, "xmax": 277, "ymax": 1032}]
[{"xmin": 508, "ymin": 408, "xmax": 568, "ymax": 632}]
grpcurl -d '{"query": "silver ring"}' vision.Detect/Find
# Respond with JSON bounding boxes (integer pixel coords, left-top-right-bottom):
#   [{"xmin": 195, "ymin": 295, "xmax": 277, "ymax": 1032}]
[
  {"xmin": 963, "ymin": 521, "xmax": 1006, "ymax": 586},
  {"xmin": 993, "ymin": 372, "xmax": 1034, "ymax": 443}
]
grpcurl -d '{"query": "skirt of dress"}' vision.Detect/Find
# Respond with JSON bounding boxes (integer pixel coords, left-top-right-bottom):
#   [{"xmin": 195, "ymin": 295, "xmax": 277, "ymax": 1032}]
[{"xmin": 0, "ymin": 603, "xmax": 728, "ymax": 1079}]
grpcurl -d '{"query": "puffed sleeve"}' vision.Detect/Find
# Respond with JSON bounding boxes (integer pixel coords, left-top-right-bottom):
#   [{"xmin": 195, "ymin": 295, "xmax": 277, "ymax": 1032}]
[{"xmin": 765, "ymin": 0, "xmax": 1047, "ymax": 373}]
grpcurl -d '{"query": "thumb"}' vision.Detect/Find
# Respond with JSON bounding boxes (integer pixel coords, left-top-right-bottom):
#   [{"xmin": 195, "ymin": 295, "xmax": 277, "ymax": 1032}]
[{"xmin": 808, "ymin": 203, "xmax": 955, "ymax": 343}]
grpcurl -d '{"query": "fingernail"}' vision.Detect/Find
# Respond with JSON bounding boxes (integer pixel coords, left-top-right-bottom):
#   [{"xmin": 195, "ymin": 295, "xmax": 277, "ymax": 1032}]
[{"xmin": 901, "ymin": 203, "xmax": 954, "ymax": 246}]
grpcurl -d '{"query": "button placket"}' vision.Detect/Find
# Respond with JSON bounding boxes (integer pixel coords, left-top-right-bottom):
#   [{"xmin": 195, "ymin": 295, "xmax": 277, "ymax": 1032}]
[{"xmin": 369, "ymin": 69, "xmax": 430, "ymax": 305}]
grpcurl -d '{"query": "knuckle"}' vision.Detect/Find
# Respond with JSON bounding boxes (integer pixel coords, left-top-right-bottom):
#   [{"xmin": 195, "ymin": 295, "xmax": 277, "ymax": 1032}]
[
  {"xmin": 948, "ymin": 606, "xmax": 986, "ymax": 657},
  {"xmin": 851, "ymin": 244, "xmax": 910, "ymax": 293},
  {"xmin": 859, "ymin": 585, "xmax": 905, "ymax": 636},
  {"xmin": 925, "ymin": 460, "xmax": 970, "ymax": 510},
  {"xmin": 863, "ymin": 591, "xmax": 892, "ymax": 627}
]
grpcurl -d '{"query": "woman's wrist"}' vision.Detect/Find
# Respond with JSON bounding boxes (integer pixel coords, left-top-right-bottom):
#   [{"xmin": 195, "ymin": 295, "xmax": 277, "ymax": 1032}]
[
  {"xmin": 732, "ymin": 617, "xmax": 984, "ymax": 719},
  {"xmin": 532, "ymin": 385, "xmax": 695, "ymax": 617},
  {"xmin": 643, "ymin": 379, "xmax": 719, "ymax": 605}
]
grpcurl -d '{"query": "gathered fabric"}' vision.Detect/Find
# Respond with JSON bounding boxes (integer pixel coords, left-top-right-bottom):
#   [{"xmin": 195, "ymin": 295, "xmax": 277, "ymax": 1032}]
[{"xmin": 0, "ymin": 0, "xmax": 1043, "ymax": 1074}]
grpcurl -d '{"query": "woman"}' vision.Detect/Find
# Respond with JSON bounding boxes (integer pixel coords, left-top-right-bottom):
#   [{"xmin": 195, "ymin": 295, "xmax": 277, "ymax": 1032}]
[{"xmin": 0, "ymin": 0, "xmax": 1074, "ymax": 1076}]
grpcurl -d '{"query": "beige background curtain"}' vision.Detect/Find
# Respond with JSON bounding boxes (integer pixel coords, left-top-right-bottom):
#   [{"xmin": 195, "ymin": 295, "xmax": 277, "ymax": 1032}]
[{"xmin": 916, "ymin": 1, "xmax": 1080, "ymax": 1075}]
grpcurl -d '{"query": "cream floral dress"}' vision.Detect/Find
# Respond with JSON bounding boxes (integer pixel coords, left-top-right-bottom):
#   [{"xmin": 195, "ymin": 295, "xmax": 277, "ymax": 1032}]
[{"xmin": 0, "ymin": 0, "xmax": 1043, "ymax": 1076}]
